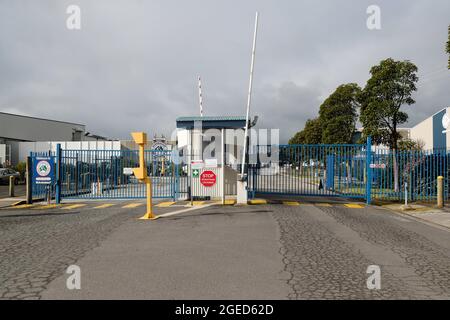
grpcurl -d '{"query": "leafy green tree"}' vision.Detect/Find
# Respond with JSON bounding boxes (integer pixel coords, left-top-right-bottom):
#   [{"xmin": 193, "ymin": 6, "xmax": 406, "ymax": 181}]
[
  {"xmin": 289, "ymin": 118, "xmax": 322, "ymax": 144},
  {"xmin": 319, "ymin": 83, "xmax": 361, "ymax": 144},
  {"xmin": 398, "ymin": 138, "xmax": 424, "ymax": 151},
  {"xmin": 359, "ymin": 58, "xmax": 418, "ymax": 191},
  {"xmin": 13, "ymin": 161, "xmax": 26, "ymax": 182},
  {"xmin": 447, "ymin": 25, "xmax": 450, "ymax": 69}
]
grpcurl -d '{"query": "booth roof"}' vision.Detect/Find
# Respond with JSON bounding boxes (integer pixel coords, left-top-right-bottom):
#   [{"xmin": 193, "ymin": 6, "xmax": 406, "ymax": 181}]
[
  {"xmin": 176, "ymin": 116, "xmax": 248, "ymax": 129},
  {"xmin": 176, "ymin": 116, "xmax": 246, "ymax": 122}
]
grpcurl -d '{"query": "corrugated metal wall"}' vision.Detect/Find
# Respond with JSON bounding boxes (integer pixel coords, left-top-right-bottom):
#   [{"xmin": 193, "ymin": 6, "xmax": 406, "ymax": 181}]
[{"xmin": 192, "ymin": 166, "xmax": 238, "ymax": 198}]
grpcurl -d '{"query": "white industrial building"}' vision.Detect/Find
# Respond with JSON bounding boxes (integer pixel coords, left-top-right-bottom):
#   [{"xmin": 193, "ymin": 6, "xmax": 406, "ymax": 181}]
[
  {"xmin": 409, "ymin": 107, "xmax": 450, "ymax": 151},
  {"xmin": 353, "ymin": 107, "xmax": 450, "ymax": 151}
]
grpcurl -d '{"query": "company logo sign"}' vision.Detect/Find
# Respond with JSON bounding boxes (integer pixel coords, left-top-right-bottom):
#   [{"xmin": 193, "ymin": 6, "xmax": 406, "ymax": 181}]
[
  {"xmin": 32, "ymin": 156, "xmax": 55, "ymax": 185},
  {"xmin": 36, "ymin": 161, "xmax": 51, "ymax": 177},
  {"xmin": 442, "ymin": 111, "xmax": 450, "ymax": 133}
]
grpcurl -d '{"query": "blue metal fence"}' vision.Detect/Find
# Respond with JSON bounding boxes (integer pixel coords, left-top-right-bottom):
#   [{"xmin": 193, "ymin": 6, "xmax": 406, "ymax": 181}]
[
  {"xmin": 248, "ymin": 139, "xmax": 450, "ymax": 203},
  {"xmin": 59, "ymin": 149, "xmax": 186, "ymax": 200},
  {"xmin": 30, "ymin": 148, "xmax": 188, "ymax": 201},
  {"xmin": 370, "ymin": 147, "xmax": 449, "ymax": 202},
  {"xmin": 30, "ymin": 140, "xmax": 450, "ymax": 203},
  {"xmin": 248, "ymin": 143, "xmax": 368, "ymax": 199}
]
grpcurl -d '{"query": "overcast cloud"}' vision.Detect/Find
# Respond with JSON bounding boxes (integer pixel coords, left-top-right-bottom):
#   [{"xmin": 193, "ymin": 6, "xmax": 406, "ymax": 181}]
[{"xmin": 0, "ymin": 0, "xmax": 449, "ymax": 142}]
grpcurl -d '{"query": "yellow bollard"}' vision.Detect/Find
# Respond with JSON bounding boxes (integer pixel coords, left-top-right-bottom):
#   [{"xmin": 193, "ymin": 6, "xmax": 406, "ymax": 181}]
[
  {"xmin": 139, "ymin": 176, "xmax": 156, "ymax": 220},
  {"xmin": 437, "ymin": 176, "xmax": 444, "ymax": 208},
  {"xmin": 131, "ymin": 132, "xmax": 156, "ymax": 220}
]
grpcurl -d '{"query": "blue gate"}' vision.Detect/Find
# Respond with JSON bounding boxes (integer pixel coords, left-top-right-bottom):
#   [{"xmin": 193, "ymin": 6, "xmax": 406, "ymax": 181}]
[
  {"xmin": 30, "ymin": 147, "xmax": 188, "ymax": 201},
  {"xmin": 59, "ymin": 149, "xmax": 186, "ymax": 200},
  {"xmin": 29, "ymin": 139, "xmax": 450, "ymax": 204},
  {"xmin": 248, "ymin": 142, "xmax": 369, "ymax": 200},
  {"xmin": 248, "ymin": 137, "xmax": 450, "ymax": 203}
]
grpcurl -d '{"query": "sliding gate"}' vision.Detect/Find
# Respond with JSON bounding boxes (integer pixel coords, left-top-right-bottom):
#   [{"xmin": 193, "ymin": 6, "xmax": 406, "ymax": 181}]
[
  {"xmin": 59, "ymin": 149, "xmax": 187, "ymax": 200},
  {"xmin": 248, "ymin": 143, "xmax": 370, "ymax": 199}
]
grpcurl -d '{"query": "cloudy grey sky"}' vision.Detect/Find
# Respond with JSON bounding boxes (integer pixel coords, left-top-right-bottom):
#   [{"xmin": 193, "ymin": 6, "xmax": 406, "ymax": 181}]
[{"xmin": 0, "ymin": 0, "xmax": 449, "ymax": 142}]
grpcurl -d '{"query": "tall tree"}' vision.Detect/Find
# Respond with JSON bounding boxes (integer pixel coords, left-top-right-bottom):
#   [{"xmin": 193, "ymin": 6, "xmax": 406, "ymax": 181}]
[
  {"xmin": 319, "ymin": 83, "xmax": 361, "ymax": 144},
  {"xmin": 398, "ymin": 138, "xmax": 424, "ymax": 151},
  {"xmin": 289, "ymin": 118, "xmax": 322, "ymax": 144},
  {"xmin": 359, "ymin": 58, "xmax": 418, "ymax": 191},
  {"xmin": 447, "ymin": 25, "xmax": 450, "ymax": 69}
]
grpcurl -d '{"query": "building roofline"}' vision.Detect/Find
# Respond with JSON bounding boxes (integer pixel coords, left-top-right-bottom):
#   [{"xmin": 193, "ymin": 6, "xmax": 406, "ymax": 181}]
[{"xmin": 0, "ymin": 111, "xmax": 85, "ymax": 127}]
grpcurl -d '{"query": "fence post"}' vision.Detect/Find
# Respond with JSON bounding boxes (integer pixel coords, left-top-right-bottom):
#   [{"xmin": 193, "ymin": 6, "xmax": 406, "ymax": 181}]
[
  {"xmin": 9, "ymin": 176, "xmax": 15, "ymax": 197},
  {"xmin": 366, "ymin": 136, "xmax": 372, "ymax": 205},
  {"xmin": 437, "ymin": 176, "xmax": 444, "ymax": 208},
  {"xmin": 55, "ymin": 143, "xmax": 62, "ymax": 204},
  {"xmin": 26, "ymin": 155, "xmax": 32, "ymax": 204}
]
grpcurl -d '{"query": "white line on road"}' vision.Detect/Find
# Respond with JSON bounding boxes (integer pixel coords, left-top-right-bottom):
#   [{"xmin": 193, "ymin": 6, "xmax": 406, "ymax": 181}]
[{"xmin": 156, "ymin": 203, "xmax": 217, "ymax": 219}]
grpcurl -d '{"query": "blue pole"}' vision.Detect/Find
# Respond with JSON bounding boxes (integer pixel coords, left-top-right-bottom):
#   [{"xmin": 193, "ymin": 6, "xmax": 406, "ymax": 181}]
[
  {"xmin": 366, "ymin": 136, "xmax": 372, "ymax": 205},
  {"xmin": 55, "ymin": 143, "xmax": 62, "ymax": 204}
]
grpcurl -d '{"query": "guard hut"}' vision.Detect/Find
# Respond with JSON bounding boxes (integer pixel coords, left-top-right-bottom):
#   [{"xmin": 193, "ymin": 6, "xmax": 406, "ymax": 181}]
[{"xmin": 176, "ymin": 116, "xmax": 248, "ymax": 201}]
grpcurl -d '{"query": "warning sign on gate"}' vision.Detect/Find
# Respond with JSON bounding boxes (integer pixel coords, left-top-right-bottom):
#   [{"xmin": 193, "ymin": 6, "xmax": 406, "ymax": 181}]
[
  {"xmin": 200, "ymin": 170, "xmax": 216, "ymax": 187},
  {"xmin": 370, "ymin": 163, "xmax": 386, "ymax": 169}
]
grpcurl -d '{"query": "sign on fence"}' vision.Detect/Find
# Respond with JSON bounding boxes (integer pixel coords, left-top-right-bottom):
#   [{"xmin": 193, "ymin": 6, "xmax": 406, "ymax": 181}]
[
  {"xmin": 370, "ymin": 163, "xmax": 386, "ymax": 169},
  {"xmin": 32, "ymin": 156, "xmax": 55, "ymax": 185},
  {"xmin": 123, "ymin": 167, "xmax": 134, "ymax": 175},
  {"xmin": 191, "ymin": 160, "xmax": 204, "ymax": 169}
]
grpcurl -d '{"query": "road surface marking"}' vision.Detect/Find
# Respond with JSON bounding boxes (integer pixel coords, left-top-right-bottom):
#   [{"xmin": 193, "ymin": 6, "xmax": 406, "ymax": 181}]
[
  {"xmin": 192, "ymin": 201, "xmax": 205, "ymax": 206},
  {"xmin": 344, "ymin": 203, "xmax": 365, "ymax": 209},
  {"xmin": 248, "ymin": 199, "xmax": 267, "ymax": 205},
  {"xmin": 63, "ymin": 204, "xmax": 86, "ymax": 210},
  {"xmin": 122, "ymin": 203, "xmax": 143, "ymax": 208},
  {"xmin": 156, "ymin": 201, "xmax": 175, "ymax": 207},
  {"xmin": 11, "ymin": 204, "xmax": 34, "ymax": 209},
  {"xmin": 283, "ymin": 201, "xmax": 300, "ymax": 206},
  {"xmin": 314, "ymin": 203, "xmax": 332, "ymax": 207},
  {"xmin": 156, "ymin": 202, "xmax": 217, "ymax": 219},
  {"xmin": 32, "ymin": 204, "xmax": 61, "ymax": 210},
  {"xmin": 94, "ymin": 203, "xmax": 115, "ymax": 209},
  {"xmin": 215, "ymin": 199, "xmax": 237, "ymax": 205}
]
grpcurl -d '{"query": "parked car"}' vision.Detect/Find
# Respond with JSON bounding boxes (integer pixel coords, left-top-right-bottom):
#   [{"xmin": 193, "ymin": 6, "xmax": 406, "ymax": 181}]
[{"xmin": 0, "ymin": 168, "xmax": 20, "ymax": 185}]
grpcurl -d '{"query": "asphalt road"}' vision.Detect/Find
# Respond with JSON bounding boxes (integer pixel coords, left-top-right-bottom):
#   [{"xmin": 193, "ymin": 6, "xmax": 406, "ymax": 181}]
[{"xmin": 1, "ymin": 200, "xmax": 449, "ymax": 299}]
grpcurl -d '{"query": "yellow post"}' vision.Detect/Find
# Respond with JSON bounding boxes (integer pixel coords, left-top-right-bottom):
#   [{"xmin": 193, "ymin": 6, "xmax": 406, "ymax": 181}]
[
  {"xmin": 437, "ymin": 176, "xmax": 444, "ymax": 208},
  {"xmin": 140, "ymin": 176, "xmax": 154, "ymax": 219},
  {"xmin": 131, "ymin": 132, "xmax": 156, "ymax": 220}
]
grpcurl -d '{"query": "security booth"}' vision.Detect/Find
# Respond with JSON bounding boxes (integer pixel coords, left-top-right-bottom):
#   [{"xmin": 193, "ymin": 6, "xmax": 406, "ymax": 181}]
[{"xmin": 176, "ymin": 116, "xmax": 248, "ymax": 202}]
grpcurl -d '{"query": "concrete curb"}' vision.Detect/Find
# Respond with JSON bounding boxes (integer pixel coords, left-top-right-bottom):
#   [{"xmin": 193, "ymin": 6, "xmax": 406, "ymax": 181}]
[{"xmin": 381, "ymin": 205, "xmax": 450, "ymax": 231}]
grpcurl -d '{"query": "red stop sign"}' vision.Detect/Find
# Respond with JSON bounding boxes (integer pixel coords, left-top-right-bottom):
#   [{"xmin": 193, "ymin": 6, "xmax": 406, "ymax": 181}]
[{"xmin": 200, "ymin": 170, "xmax": 216, "ymax": 187}]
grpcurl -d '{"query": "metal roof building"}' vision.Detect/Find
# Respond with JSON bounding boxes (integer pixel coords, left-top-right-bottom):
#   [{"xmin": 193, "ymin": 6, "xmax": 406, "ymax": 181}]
[{"xmin": 176, "ymin": 116, "xmax": 247, "ymax": 129}]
